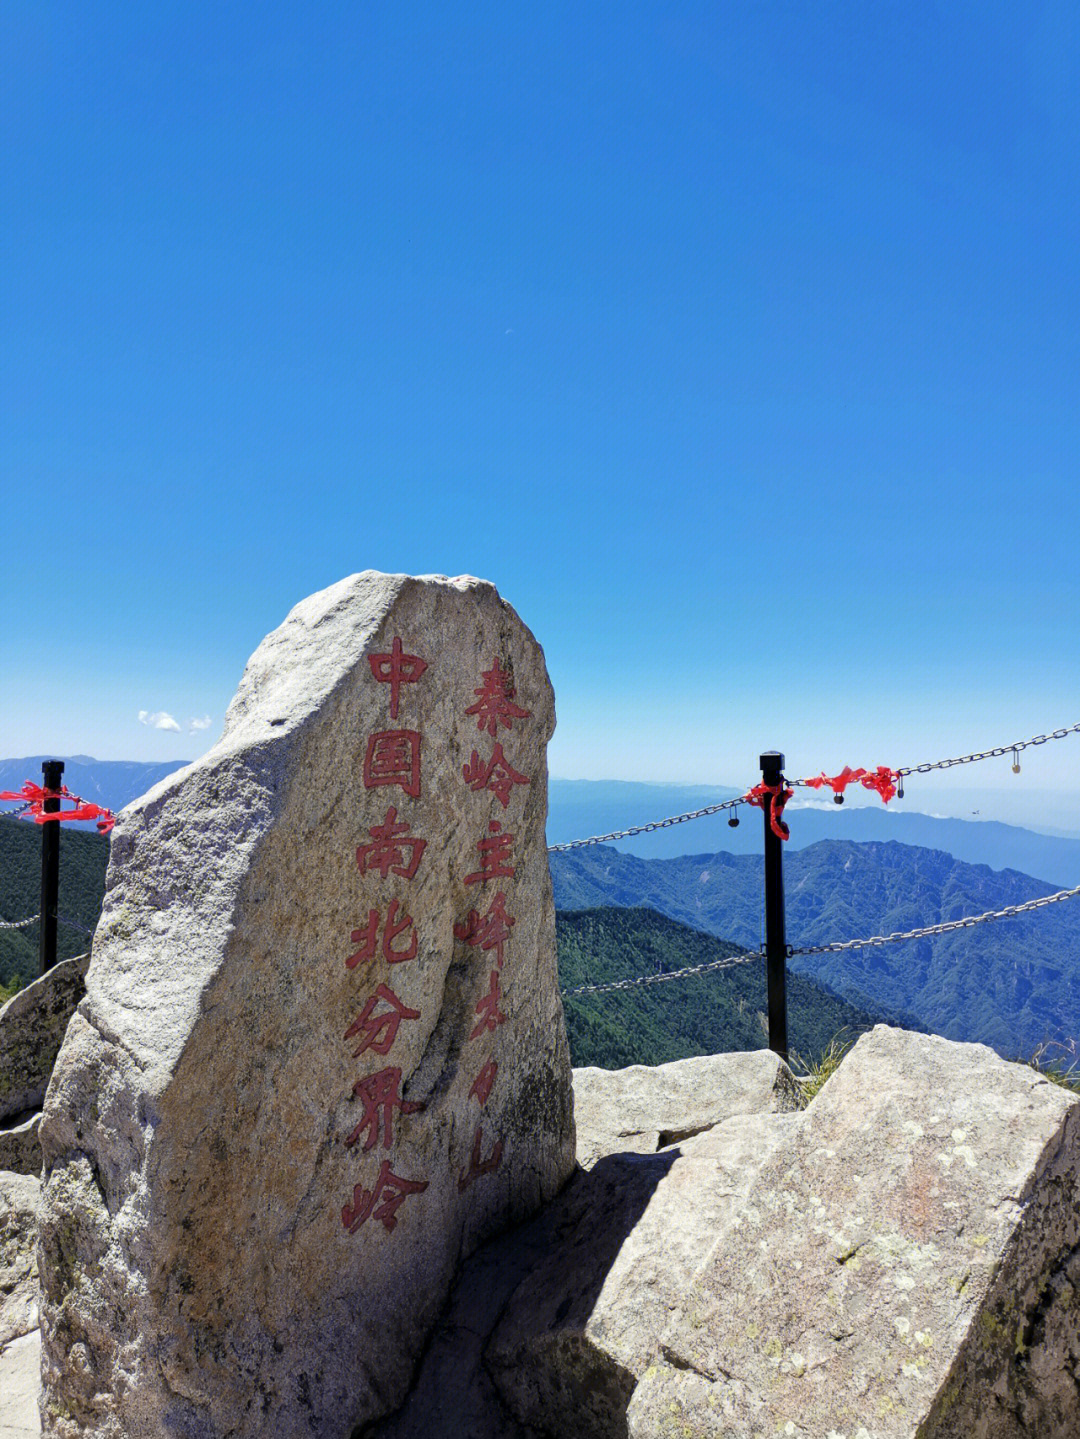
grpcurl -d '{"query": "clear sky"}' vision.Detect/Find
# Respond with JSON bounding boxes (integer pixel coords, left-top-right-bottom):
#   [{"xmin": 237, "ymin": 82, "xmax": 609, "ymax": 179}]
[{"xmin": 3, "ymin": 3, "xmax": 1079, "ymax": 826}]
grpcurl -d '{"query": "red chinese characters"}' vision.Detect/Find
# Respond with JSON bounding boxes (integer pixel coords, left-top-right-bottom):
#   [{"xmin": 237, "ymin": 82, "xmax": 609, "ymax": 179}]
[
  {"xmin": 464, "ymin": 821, "xmax": 516, "ymax": 886},
  {"xmin": 368, "ymin": 637, "xmax": 428, "ymax": 719},
  {"xmin": 345, "ymin": 984, "xmax": 422, "ymax": 1057},
  {"xmin": 465, "ymin": 658, "xmax": 531, "ymax": 738},
  {"xmin": 364, "ymin": 730, "xmax": 421, "ymax": 799},
  {"xmin": 339, "ymin": 638, "xmax": 434, "ymax": 1240},
  {"xmin": 347, "ymin": 900, "xmax": 418, "ymax": 968},
  {"xmin": 357, "ymin": 806, "xmax": 427, "ymax": 880},
  {"xmin": 458, "ymin": 1126, "xmax": 504, "ymax": 1192},
  {"xmin": 462, "ymin": 743, "xmax": 530, "ymax": 809},
  {"xmin": 345, "ymin": 1066, "xmax": 424, "ymax": 1151},
  {"xmin": 469, "ymin": 970, "xmax": 507, "ymax": 1040},
  {"xmin": 341, "ymin": 1161, "xmax": 429, "ymax": 1234},
  {"xmin": 454, "ymin": 891, "xmax": 515, "ymax": 968},
  {"xmin": 469, "ymin": 1059, "xmax": 498, "ymax": 1107}
]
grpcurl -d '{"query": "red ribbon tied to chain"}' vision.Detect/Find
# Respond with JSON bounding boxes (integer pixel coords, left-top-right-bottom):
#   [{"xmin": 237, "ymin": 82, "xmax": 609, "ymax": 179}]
[
  {"xmin": 744, "ymin": 781, "xmax": 794, "ymax": 840},
  {"xmin": 0, "ymin": 781, "xmax": 115, "ymax": 834},
  {"xmin": 803, "ymin": 765, "xmax": 899, "ymax": 805}
]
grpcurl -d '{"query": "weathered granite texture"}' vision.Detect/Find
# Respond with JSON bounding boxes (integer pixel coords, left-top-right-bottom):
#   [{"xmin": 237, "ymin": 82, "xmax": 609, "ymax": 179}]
[
  {"xmin": 486, "ymin": 1112, "xmax": 799, "ymax": 1439},
  {"xmin": 372, "ymin": 1050, "xmax": 801, "ymax": 1439},
  {"xmin": 0, "ymin": 1116, "xmax": 41, "ymax": 1178},
  {"xmin": 573, "ymin": 1049, "xmax": 801, "ymax": 1168},
  {"xmin": 1, "ymin": 1172, "xmax": 40, "ymax": 1350},
  {"xmin": 0, "ymin": 958, "xmax": 89, "ymax": 1124},
  {"xmin": 628, "ymin": 1026, "xmax": 1080, "ymax": 1439},
  {"xmin": 37, "ymin": 573, "xmax": 576, "ymax": 1439},
  {"xmin": 0, "ymin": 1330, "xmax": 42, "ymax": 1439}
]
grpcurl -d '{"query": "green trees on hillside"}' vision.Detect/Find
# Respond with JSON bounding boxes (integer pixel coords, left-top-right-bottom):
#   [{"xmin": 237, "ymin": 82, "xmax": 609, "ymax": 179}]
[
  {"xmin": 0, "ymin": 819, "xmax": 107, "ymax": 994},
  {"xmin": 557, "ymin": 906, "xmax": 882, "ymax": 1069}
]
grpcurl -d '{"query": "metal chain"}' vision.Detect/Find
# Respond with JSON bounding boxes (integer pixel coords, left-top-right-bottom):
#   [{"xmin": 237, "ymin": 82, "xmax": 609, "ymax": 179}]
[
  {"xmin": 563, "ymin": 884, "xmax": 1080, "ymax": 998},
  {"xmin": 57, "ymin": 914, "xmax": 94, "ymax": 936},
  {"xmin": 561, "ymin": 947, "xmax": 763, "ymax": 997},
  {"xmin": 550, "ymin": 720, "xmax": 1079, "ymax": 851},
  {"xmin": 790, "ymin": 883, "xmax": 1080, "ymax": 957},
  {"xmin": 0, "ymin": 913, "xmax": 39, "ymax": 930},
  {"xmin": 547, "ymin": 795, "xmax": 744, "ymax": 853},
  {"xmin": 894, "ymin": 722, "xmax": 1080, "ymax": 778}
]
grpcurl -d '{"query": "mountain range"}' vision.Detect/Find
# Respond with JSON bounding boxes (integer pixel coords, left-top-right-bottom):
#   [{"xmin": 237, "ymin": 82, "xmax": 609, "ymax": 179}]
[
  {"xmin": 550, "ymin": 840, "xmax": 1080, "ymax": 1061},
  {"xmin": 0, "ymin": 806, "xmax": 884, "ymax": 1068},
  {"xmin": 5, "ymin": 758, "xmax": 1078, "ymax": 1065},
  {"xmin": 556, "ymin": 905, "xmax": 886, "ymax": 1068},
  {"xmin": 547, "ymin": 778, "xmax": 1080, "ymax": 887},
  {"xmin": 5, "ymin": 762, "xmax": 1080, "ymax": 887},
  {"xmin": 0, "ymin": 756, "xmax": 190, "ymax": 826}
]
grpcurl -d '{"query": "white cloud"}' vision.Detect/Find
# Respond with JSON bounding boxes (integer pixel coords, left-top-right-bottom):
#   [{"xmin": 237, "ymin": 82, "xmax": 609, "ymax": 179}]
[
  {"xmin": 138, "ymin": 709, "xmax": 182, "ymax": 733},
  {"xmin": 188, "ymin": 715, "xmax": 213, "ymax": 732}
]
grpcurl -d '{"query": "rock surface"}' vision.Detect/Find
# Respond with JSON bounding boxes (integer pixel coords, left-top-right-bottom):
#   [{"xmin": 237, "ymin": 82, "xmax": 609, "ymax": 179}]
[
  {"xmin": 0, "ymin": 1116, "xmax": 41, "ymax": 1178},
  {"xmin": 372, "ymin": 1050, "xmax": 801, "ymax": 1439},
  {"xmin": 37, "ymin": 573, "xmax": 575, "ymax": 1439},
  {"xmin": 0, "ymin": 1330, "xmax": 42, "ymax": 1439},
  {"xmin": 1, "ymin": 1173, "xmax": 40, "ymax": 1350},
  {"xmin": 628, "ymin": 1026, "xmax": 1080, "ymax": 1439},
  {"xmin": 486, "ymin": 1112, "xmax": 799, "ymax": 1439},
  {"xmin": 572, "ymin": 1049, "xmax": 801, "ymax": 1168},
  {"xmin": 0, "ymin": 958, "xmax": 89, "ymax": 1124}
]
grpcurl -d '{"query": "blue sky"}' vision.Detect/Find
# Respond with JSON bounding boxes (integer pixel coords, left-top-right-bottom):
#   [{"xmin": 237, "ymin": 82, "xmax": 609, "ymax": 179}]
[{"xmin": 3, "ymin": 2, "xmax": 1079, "ymax": 825}]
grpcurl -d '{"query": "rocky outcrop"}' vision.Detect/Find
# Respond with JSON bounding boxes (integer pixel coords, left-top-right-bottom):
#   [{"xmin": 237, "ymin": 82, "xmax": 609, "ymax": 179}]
[
  {"xmin": 0, "ymin": 957, "xmax": 89, "ymax": 1125},
  {"xmin": 0, "ymin": 1116, "xmax": 41, "ymax": 1178},
  {"xmin": 485, "ymin": 1112, "xmax": 799, "ymax": 1438},
  {"xmin": 1, "ymin": 1172, "xmax": 40, "ymax": 1351},
  {"xmin": 572, "ymin": 1049, "xmax": 801, "ymax": 1167},
  {"xmin": 374, "ymin": 1029, "xmax": 1080, "ymax": 1439},
  {"xmin": 629, "ymin": 1027, "xmax": 1080, "ymax": 1438},
  {"xmin": 373, "ymin": 1051, "xmax": 802, "ymax": 1438},
  {"xmin": 36, "ymin": 573, "xmax": 575, "ymax": 1439}
]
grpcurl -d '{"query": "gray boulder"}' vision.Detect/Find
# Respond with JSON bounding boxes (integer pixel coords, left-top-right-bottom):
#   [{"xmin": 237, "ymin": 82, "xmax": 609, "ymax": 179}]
[
  {"xmin": 1, "ymin": 1172, "xmax": 40, "ymax": 1350},
  {"xmin": 371, "ymin": 1051, "xmax": 802, "ymax": 1439},
  {"xmin": 572, "ymin": 1049, "xmax": 801, "ymax": 1167},
  {"xmin": 628, "ymin": 1025, "xmax": 1080, "ymax": 1439},
  {"xmin": 0, "ymin": 1116, "xmax": 41, "ymax": 1178},
  {"xmin": 486, "ymin": 1111, "xmax": 799, "ymax": 1439},
  {"xmin": 37, "ymin": 573, "xmax": 575, "ymax": 1439},
  {"xmin": 0, "ymin": 957, "xmax": 89, "ymax": 1124},
  {"xmin": 0, "ymin": 1329, "xmax": 42, "ymax": 1439}
]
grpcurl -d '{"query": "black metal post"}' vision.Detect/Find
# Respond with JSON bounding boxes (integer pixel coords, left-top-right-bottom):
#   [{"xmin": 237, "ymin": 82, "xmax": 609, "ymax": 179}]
[
  {"xmin": 39, "ymin": 759, "xmax": 64, "ymax": 976},
  {"xmin": 760, "ymin": 750, "xmax": 788, "ymax": 1060}
]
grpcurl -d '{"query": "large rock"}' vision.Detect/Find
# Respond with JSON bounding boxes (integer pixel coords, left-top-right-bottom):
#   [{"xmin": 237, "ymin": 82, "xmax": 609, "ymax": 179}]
[
  {"xmin": 628, "ymin": 1025, "xmax": 1080, "ymax": 1439},
  {"xmin": 37, "ymin": 573, "xmax": 576, "ymax": 1439},
  {"xmin": 572, "ymin": 1050, "xmax": 801, "ymax": 1168},
  {"xmin": 371, "ymin": 1052, "xmax": 802, "ymax": 1439},
  {"xmin": 1, "ymin": 1172, "xmax": 40, "ymax": 1350},
  {"xmin": 0, "ymin": 1116, "xmax": 41, "ymax": 1178},
  {"xmin": 486, "ymin": 1111, "xmax": 799, "ymax": 1439},
  {"xmin": 0, "ymin": 1330, "xmax": 42, "ymax": 1439},
  {"xmin": 0, "ymin": 957, "xmax": 89, "ymax": 1124}
]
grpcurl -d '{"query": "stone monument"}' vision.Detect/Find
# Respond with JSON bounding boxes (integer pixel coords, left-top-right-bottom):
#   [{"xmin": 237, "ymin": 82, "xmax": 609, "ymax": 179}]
[{"xmin": 36, "ymin": 572, "xmax": 576, "ymax": 1438}]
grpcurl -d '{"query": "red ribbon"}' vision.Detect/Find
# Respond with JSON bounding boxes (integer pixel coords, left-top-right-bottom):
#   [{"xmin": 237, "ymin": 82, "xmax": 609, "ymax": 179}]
[
  {"xmin": 0, "ymin": 782, "xmax": 48, "ymax": 804},
  {"xmin": 744, "ymin": 781, "xmax": 793, "ymax": 841},
  {"xmin": 803, "ymin": 764, "xmax": 898, "ymax": 805},
  {"xmin": 1, "ymin": 781, "xmax": 115, "ymax": 833}
]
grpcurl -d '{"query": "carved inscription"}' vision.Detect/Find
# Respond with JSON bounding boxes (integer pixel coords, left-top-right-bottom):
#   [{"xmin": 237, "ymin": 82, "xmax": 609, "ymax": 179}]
[
  {"xmin": 341, "ymin": 636, "xmax": 430, "ymax": 1233},
  {"xmin": 341, "ymin": 645, "xmax": 536, "ymax": 1230}
]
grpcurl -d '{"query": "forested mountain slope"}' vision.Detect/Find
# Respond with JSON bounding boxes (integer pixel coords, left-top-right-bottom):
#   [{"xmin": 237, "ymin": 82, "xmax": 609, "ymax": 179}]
[
  {"xmin": 0, "ymin": 819, "xmax": 107, "ymax": 993},
  {"xmin": 551, "ymin": 840, "xmax": 1080, "ymax": 1059},
  {"xmin": 556, "ymin": 906, "xmax": 887, "ymax": 1069}
]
